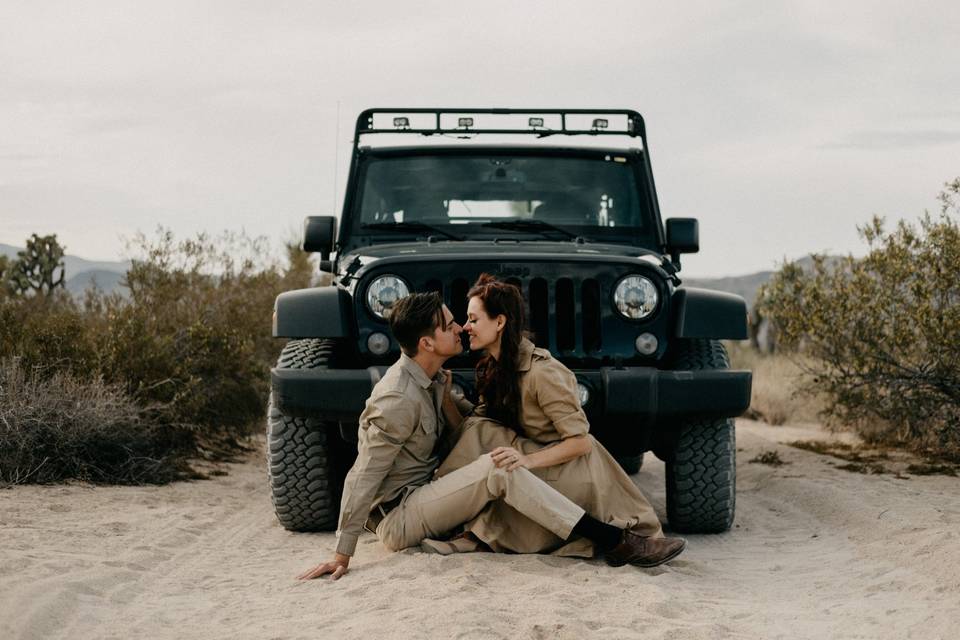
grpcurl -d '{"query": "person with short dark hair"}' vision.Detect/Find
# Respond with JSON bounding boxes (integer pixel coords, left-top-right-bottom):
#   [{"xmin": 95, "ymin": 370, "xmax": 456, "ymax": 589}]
[
  {"xmin": 388, "ymin": 291, "xmax": 448, "ymax": 356},
  {"xmin": 298, "ymin": 292, "xmax": 682, "ymax": 580}
]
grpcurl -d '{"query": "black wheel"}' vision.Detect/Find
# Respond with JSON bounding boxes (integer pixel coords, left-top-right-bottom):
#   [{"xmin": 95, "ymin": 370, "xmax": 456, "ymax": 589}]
[
  {"xmin": 615, "ymin": 453, "xmax": 644, "ymax": 475},
  {"xmin": 664, "ymin": 339, "xmax": 736, "ymax": 533},
  {"xmin": 267, "ymin": 339, "xmax": 350, "ymax": 532}
]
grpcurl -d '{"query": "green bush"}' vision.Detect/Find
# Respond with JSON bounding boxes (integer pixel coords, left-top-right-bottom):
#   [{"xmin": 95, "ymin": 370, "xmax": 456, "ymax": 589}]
[
  {"xmin": 757, "ymin": 178, "xmax": 960, "ymax": 459},
  {"xmin": 101, "ymin": 230, "xmax": 314, "ymax": 441},
  {"xmin": 0, "ymin": 229, "xmax": 314, "ymax": 483},
  {"xmin": 0, "ymin": 294, "xmax": 100, "ymax": 377}
]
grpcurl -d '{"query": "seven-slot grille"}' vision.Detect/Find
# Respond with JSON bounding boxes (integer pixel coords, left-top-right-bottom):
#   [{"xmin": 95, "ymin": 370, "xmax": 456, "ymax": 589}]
[{"xmin": 417, "ymin": 274, "xmax": 604, "ymax": 356}]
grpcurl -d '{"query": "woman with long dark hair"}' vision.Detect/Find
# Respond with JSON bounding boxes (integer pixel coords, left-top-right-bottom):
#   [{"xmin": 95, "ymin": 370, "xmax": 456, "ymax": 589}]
[{"xmin": 437, "ymin": 274, "xmax": 670, "ymax": 557}]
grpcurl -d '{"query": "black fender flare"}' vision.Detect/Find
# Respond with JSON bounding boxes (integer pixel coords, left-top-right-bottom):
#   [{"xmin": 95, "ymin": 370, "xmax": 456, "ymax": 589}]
[
  {"xmin": 273, "ymin": 287, "xmax": 352, "ymax": 338},
  {"xmin": 672, "ymin": 287, "xmax": 748, "ymax": 340}
]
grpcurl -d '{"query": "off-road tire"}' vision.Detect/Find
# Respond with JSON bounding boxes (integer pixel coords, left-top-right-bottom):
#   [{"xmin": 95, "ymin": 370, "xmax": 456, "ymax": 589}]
[
  {"xmin": 664, "ymin": 338, "xmax": 736, "ymax": 533},
  {"xmin": 616, "ymin": 454, "xmax": 644, "ymax": 475},
  {"xmin": 267, "ymin": 339, "xmax": 344, "ymax": 532}
]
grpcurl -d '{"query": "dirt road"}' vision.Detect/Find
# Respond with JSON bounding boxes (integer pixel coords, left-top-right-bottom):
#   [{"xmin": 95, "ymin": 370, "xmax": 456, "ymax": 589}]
[{"xmin": 2, "ymin": 420, "xmax": 957, "ymax": 639}]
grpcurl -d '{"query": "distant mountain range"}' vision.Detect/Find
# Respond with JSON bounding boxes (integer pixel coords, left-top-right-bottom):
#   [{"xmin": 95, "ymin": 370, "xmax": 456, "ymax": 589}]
[
  {"xmin": 685, "ymin": 255, "xmax": 841, "ymax": 309},
  {"xmin": 1, "ymin": 242, "xmax": 831, "ymax": 307},
  {"xmin": 1, "ymin": 243, "xmax": 130, "ymax": 296}
]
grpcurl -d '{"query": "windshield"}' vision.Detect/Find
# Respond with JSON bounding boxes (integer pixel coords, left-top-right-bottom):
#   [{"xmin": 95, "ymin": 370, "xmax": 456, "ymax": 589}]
[{"xmin": 350, "ymin": 153, "xmax": 654, "ymax": 244}]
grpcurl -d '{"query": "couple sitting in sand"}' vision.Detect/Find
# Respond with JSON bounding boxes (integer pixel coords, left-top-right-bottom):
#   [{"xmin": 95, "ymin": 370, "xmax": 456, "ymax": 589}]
[{"xmin": 299, "ymin": 274, "xmax": 685, "ymax": 580}]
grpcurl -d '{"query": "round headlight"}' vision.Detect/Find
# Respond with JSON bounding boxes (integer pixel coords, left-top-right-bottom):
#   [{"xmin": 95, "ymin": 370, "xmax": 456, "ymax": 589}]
[
  {"xmin": 576, "ymin": 382, "xmax": 590, "ymax": 407},
  {"xmin": 613, "ymin": 275, "xmax": 659, "ymax": 320},
  {"xmin": 366, "ymin": 275, "xmax": 410, "ymax": 319}
]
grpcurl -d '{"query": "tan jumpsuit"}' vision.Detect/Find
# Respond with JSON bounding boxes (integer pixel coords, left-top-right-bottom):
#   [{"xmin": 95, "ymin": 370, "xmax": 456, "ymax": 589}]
[{"xmin": 438, "ymin": 338, "xmax": 664, "ymax": 557}]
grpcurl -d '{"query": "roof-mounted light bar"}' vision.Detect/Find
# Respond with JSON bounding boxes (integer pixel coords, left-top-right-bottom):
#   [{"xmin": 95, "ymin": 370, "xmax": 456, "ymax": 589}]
[{"xmin": 356, "ymin": 108, "xmax": 646, "ymax": 140}]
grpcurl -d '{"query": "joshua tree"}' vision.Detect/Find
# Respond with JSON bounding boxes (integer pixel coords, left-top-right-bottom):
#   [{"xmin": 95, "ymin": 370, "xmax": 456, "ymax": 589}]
[{"xmin": 7, "ymin": 234, "xmax": 67, "ymax": 297}]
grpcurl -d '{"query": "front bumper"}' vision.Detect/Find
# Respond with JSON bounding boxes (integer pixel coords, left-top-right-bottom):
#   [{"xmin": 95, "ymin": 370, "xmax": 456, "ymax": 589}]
[{"xmin": 271, "ymin": 365, "xmax": 752, "ymax": 423}]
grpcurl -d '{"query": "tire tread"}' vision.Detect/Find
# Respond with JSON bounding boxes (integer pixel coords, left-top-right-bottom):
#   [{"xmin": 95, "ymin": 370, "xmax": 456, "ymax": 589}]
[
  {"xmin": 267, "ymin": 338, "xmax": 343, "ymax": 532},
  {"xmin": 665, "ymin": 338, "xmax": 737, "ymax": 533}
]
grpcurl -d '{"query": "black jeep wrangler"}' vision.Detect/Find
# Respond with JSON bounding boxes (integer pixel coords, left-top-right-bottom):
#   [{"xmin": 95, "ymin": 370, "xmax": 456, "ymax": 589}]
[{"xmin": 268, "ymin": 108, "xmax": 752, "ymax": 535}]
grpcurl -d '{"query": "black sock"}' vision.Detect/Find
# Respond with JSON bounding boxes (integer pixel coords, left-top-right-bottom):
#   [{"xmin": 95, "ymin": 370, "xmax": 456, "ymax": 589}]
[{"xmin": 571, "ymin": 514, "xmax": 622, "ymax": 552}]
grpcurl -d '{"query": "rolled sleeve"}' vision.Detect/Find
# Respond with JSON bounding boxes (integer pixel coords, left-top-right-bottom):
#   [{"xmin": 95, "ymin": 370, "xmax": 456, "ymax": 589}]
[
  {"xmin": 336, "ymin": 392, "xmax": 418, "ymax": 556},
  {"xmin": 533, "ymin": 361, "xmax": 590, "ymax": 439}
]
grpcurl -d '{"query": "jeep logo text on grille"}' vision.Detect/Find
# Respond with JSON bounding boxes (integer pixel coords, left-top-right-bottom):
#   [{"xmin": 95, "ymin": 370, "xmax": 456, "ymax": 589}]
[{"xmin": 495, "ymin": 265, "xmax": 530, "ymax": 277}]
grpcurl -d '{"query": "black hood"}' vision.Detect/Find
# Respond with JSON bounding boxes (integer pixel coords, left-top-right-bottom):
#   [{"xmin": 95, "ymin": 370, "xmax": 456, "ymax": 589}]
[{"xmin": 337, "ymin": 240, "xmax": 669, "ymax": 282}]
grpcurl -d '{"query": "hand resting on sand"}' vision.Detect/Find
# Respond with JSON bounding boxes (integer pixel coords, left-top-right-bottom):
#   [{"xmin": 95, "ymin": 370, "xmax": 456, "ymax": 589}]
[{"xmin": 298, "ymin": 553, "xmax": 350, "ymax": 580}]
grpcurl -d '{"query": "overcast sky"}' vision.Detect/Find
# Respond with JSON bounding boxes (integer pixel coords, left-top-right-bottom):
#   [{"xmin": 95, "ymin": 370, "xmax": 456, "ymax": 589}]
[{"xmin": 2, "ymin": 0, "xmax": 958, "ymax": 277}]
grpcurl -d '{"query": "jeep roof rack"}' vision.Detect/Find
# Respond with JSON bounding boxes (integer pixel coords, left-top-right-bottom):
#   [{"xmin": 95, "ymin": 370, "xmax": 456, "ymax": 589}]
[{"xmin": 355, "ymin": 108, "xmax": 646, "ymax": 140}]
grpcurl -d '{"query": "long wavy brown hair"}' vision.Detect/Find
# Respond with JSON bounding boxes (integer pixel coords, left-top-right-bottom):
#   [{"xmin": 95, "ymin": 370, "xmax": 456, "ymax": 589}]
[{"xmin": 469, "ymin": 274, "xmax": 528, "ymax": 433}]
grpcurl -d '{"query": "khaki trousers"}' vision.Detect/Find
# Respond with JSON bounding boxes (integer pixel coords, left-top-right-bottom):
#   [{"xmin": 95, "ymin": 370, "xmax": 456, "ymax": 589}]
[{"xmin": 376, "ymin": 455, "xmax": 585, "ymax": 552}]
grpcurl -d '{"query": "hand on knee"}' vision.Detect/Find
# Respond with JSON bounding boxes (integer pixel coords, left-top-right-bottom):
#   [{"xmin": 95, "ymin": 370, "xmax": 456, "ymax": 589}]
[{"xmin": 470, "ymin": 453, "xmax": 497, "ymax": 474}]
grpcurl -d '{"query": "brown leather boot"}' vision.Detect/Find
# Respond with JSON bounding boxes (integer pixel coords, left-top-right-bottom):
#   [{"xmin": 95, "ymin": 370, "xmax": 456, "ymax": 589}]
[{"xmin": 604, "ymin": 531, "xmax": 686, "ymax": 568}]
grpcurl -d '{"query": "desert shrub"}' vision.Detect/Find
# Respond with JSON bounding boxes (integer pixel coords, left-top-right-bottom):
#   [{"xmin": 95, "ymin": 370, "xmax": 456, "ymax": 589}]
[
  {"xmin": 757, "ymin": 179, "xmax": 960, "ymax": 459},
  {"xmin": 0, "ymin": 359, "xmax": 192, "ymax": 485},
  {"xmin": 92, "ymin": 229, "xmax": 313, "ymax": 442},
  {"xmin": 0, "ymin": 228, "xmax": 314, "ymax": 483},
  {"xmin": 0, "ymin": 294, "xmax": 100, "ymax": 377}
]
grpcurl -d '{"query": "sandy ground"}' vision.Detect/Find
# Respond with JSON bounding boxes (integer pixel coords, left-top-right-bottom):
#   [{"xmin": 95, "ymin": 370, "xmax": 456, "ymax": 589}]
[{"xmin": 1, "ymin": 419, "xmax": 958, "ymax": 640}]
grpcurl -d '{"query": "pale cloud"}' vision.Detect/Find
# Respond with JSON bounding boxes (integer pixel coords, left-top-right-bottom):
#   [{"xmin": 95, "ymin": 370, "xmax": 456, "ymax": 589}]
[
  {"xmin": 1, "ymin": 0, "xmax": 959, "ymax": 276},
  {"xmin": 822, "ymin": 130, "xmax": 960, "ymax": 149}
]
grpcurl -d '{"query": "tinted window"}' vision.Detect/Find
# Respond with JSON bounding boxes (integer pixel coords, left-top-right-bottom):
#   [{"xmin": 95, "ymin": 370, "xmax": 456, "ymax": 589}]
[{"xmin": 352, "ymin": 154, "xmax": 653, "ymax": 243}]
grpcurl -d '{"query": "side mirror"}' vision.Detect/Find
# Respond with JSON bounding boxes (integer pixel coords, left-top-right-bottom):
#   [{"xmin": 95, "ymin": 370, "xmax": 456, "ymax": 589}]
[
  {"xmin": 666, "ymin": 218, "xmax": 699, "ymax": 254},
  {"xmin": 665, "ymin": 218, "xmax": 699, "ymax": 270},
  {"xmin": 303, "ymin": 216, "xmax": 337, "ymax": 260}
]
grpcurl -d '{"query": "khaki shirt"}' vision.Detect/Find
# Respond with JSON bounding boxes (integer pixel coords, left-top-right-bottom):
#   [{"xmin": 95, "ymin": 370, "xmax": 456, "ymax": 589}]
[
  {"xmin": 461, "ymin": 337, "xmax": 590, "ymax": 442},
  {"xmin": 335, "ymin": 354, "xmax": 461, "ymax": 556}
]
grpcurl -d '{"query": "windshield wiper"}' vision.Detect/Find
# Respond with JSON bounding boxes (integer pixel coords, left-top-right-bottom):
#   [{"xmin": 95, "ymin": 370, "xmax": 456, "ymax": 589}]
[
  {"xmin": 481, "ymin": 219, "xmax": 580, "ymax": 241},
  {"xmin": 361, "ymin": 222, "xmax": 463, "ymax": 241}
]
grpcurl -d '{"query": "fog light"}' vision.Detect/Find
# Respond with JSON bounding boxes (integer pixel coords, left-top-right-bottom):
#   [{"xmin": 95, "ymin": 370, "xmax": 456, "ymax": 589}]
[
  {"xmin": 591, "ymin": 118, "xmax": 609, "ymax": 129},
  {"xmin": 367, "ymin": 332, "xmax": 390, "ymax": 355},
  {"xmin": 528, "ymin": 117, "xmax": 544, "ymax": 128},
  {"xmin": 393, "ymin": 117, "xmax": 410, "ymax": 128},
  {"xmin": 635, "ymin": 333, "xmax": 658, "ymax": 355},
  {"xmin": 458, "ymin": 117, "xmax": 474, "ymax": 128},
  {"xmin": 576, "ymin": 383, "xmax": 590, "ymax": 407},
  {"xmin": 450, "ymin": 383, "xmax": 465, "ymax": 399}
]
